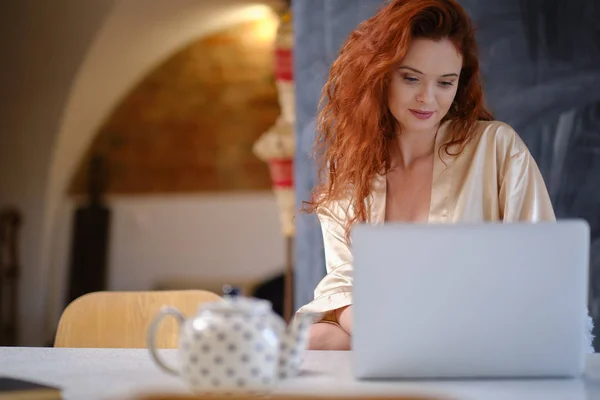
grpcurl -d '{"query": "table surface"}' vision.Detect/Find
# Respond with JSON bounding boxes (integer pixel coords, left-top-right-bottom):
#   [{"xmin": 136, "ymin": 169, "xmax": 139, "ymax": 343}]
[{"xmin": 1, "ymin": 347, "xmax": 600, "ymax": 400}]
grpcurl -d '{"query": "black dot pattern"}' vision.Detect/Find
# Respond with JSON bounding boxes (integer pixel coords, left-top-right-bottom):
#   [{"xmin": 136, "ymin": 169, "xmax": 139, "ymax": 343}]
[{"xmin": 181, "ymin": 313, "xmax": 291, "ymax": 393}]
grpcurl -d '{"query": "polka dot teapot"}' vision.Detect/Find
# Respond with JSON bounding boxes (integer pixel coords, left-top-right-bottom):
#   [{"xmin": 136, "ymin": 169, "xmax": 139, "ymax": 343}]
[{"xmin": 147, "ymin": 286, "xmax": 315, "ymax": 395}]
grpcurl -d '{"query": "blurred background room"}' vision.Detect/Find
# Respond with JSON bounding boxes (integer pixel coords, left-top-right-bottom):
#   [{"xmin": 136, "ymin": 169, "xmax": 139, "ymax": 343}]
[
  {"xmin": 0, "ymin": 0, "xmax": 293, "ymax": 348},
  {"xmin": 0, "ymin": 0, "xmax": 599, "ymax": 353}
]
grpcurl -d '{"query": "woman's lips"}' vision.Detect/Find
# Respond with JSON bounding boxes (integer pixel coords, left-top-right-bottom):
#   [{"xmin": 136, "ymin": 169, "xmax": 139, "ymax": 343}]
[{"xmin": 409, "ymin": 109, "xmax": 434, "ymax": 120}]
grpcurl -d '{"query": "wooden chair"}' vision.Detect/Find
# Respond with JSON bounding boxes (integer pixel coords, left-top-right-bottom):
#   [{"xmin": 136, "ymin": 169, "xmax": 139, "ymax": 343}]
[{"xmin": 54, "ymin": 290, "xmax": 221, "ymax": 348}]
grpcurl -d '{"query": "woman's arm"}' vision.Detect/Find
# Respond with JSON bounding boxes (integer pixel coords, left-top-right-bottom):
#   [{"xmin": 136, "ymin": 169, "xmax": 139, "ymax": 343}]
[
  {"xmin": 296, "ymin": 199, "xmax": 355, "ymax": 342},
  {"xmin": 296, "ymin": 199, "xmax": 356, "ymax": 349},
  {"xmin": 498, "ymin": 129, "xmax": 555, "ymax": 222}
]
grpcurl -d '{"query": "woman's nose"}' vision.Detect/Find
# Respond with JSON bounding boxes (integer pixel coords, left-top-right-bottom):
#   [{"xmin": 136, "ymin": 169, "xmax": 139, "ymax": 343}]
[{"xmin": 416, "ymin": 84, "xmax": 434, "ymax": 104}]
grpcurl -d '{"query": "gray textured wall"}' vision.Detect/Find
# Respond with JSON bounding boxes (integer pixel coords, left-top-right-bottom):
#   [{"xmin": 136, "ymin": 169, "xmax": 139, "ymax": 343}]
[
  {"xmin": 293, "ymin": 0, "xmax": 600, "ymax": 350},
  {"xmin": 293, "ymin": 0, "xmax": 385, "ymax": 318}
]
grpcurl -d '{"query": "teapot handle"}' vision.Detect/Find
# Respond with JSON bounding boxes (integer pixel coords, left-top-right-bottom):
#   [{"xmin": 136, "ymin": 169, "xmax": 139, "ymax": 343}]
[{"xmin": 147, "ymin": 306, "xmax": 185, "ymax": 376}]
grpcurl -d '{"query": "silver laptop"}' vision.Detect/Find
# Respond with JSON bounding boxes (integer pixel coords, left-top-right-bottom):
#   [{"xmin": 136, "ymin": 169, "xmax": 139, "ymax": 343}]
[{"xmin": 351, "ymin": 220, "xmax": 590, "ymax": 379}]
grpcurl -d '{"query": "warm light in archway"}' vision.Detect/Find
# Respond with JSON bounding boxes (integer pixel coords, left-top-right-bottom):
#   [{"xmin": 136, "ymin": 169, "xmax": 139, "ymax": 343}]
[
  {"xmin": 252, "ymin": 17, "xmax": 278, "ymax": 42},
  {"xmin": 239, "ymin": 4, "xmax": 279, "ymax": 42}
]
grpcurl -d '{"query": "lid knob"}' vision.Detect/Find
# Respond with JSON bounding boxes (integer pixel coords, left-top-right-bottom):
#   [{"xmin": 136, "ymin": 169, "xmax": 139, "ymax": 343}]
[{"xmin": 222, "ymin": 285, "xmax": 241, "ymax": 298}]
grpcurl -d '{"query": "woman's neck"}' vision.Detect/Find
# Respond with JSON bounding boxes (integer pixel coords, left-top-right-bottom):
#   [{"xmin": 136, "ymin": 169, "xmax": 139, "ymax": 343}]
[{"xmin": 388, "ymin": 124, "xmax": 439, "ymax": 170}]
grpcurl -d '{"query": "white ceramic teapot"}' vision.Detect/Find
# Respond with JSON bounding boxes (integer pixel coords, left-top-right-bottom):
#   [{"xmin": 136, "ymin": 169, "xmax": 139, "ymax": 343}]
[{"xmin": 147, "ymin": 286, "xmax": 315, "ymax": 395}]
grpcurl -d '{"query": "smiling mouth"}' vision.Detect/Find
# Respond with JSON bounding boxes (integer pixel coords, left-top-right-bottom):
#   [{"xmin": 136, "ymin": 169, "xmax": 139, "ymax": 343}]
[{"xmin": 409, "ymin": 109, "xmax": 434, "ymax": 120}]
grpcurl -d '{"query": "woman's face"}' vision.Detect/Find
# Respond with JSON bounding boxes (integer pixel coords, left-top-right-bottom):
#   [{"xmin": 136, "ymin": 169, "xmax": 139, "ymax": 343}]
[{"xmin": 387, "ymin": 38, "xmax": 462, "ymax": 135}]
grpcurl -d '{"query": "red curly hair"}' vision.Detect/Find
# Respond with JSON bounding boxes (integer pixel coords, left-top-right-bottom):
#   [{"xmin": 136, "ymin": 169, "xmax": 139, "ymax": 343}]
[{"xmin": 303, "ymin": 0, "xmax": 494, "ymax": 238}]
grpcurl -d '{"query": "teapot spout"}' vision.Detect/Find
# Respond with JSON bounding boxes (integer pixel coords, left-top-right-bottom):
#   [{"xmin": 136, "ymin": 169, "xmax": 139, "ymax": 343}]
[{"xmin": 278, "ymin": 312, "xmax": 319, "ymax": 378}]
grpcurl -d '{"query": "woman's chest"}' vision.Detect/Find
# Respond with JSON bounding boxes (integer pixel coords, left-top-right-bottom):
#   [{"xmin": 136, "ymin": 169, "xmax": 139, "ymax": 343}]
[
  {"xmin": 378, "ymin": 152, "xmax": 500, "ymax": 224},
  {"xmin": 384, "ymin": 161, "xmax": 434, "ymax": 223}
]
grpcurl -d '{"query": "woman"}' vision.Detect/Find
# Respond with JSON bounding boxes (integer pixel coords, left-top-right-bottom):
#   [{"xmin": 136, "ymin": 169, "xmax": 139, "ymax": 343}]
[{"xmin": 295, "ymin": 0, "xmax": 595, "ymax": 351}]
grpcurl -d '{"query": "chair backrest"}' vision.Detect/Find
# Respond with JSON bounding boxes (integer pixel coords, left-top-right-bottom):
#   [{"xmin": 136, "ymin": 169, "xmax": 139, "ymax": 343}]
[{"xmin": 54, "ymin": 290, "xmax": 221, "ymax": 348}]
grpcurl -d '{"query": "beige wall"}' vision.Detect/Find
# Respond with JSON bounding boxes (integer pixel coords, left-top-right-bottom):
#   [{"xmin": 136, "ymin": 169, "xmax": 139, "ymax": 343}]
[
  {"xmin": 0, "ymin": 0, "xmax": 285, "ymax": 346},
  {"xmin": 0, "ymin": 0, "xmax": 116, "ymax": 346}
]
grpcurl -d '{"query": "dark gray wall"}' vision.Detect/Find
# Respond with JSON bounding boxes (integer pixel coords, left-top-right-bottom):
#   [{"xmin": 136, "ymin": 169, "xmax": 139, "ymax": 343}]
[
  {"xmin": 293, "ymin": 0, "xmax": 600, "ymax": 350},
  {"xmin": 293, "ymin": 0, "xmax": 385, "ymax": 319}
]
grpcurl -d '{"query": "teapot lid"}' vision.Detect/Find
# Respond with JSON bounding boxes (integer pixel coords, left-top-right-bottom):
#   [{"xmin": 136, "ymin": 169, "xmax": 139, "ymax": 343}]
[{"xmin": 200, "ymin": 285, "xmax": 272, "ymax": 315}]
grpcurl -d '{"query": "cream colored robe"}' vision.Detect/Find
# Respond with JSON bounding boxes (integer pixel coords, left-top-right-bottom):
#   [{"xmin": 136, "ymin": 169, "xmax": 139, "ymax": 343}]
[{"xmin": 297, "ymin": 120, "xmax": 558, "ymax": 320}]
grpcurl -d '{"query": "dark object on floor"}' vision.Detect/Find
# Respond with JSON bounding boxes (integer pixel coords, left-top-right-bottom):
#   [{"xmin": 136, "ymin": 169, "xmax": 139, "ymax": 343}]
[
  {"xmin": 252, "ymin": 273, "xmax": 284, "ymax": 318},
  {"xmin": 0, "ymin": 208, "xmax": 21, "ymax": 346},
  {"xmin": 65, "ymin": 155, "xmax": 111, "ymax": 307}
]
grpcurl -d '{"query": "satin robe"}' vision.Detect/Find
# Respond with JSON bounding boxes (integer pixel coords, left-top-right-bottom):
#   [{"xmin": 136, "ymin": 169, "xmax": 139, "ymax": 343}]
[{"xmin": 296, "ymin": 120, "xmax": 595, "ymax": 352}]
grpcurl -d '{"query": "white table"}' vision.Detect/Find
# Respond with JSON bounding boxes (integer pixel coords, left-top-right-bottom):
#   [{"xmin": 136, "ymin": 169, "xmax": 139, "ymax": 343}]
[{"xmin": 1, "ymin": 347, "xmax": 599, "ymax": 400}]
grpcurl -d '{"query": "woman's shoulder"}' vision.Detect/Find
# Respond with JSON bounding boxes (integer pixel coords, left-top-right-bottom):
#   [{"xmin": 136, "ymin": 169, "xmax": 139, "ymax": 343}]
[
  {"xmin": 471, "ymin": 120, "xmax": 530, "ymax": 157},
  {"xmin": 315, "ymin": 174, "xmax": 384, "ymax": 223},
  {"xmin": 314, "ymin": 188, "xmax": 355, "ymax": 223}
]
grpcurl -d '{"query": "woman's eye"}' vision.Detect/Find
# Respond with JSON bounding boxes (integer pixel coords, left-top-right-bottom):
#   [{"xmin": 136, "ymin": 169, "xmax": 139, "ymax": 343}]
[
  {"xmin": 403, "ymin": 76, "xmax": 418, "ymax": 83},
  {"xmin": 439, "ymin": 81, "xmax": 454, "ymax": 87}
]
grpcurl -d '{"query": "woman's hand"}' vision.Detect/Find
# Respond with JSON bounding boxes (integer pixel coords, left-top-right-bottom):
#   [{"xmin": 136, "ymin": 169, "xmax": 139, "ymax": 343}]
[
  {"xmin": 307, "ymin": 322, "xmax": 351, "ymax": 350},
  {"xmin": 335, "ymin": 305, "xmax": 353, "ymax": 336},
  {"xmin": 306, "ymin": 305, "xmax": 353, "ymax": 350}
]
